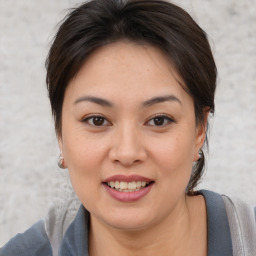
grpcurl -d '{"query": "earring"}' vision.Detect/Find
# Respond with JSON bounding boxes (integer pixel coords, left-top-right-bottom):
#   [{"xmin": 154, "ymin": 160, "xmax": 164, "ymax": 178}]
[
  {"xmin": 58, "ymin": 153, "xmax": 66, "ymax": 169},
  {"xmin": 198, "ymin": 149, "xmax": 203, "ymax": 160}
]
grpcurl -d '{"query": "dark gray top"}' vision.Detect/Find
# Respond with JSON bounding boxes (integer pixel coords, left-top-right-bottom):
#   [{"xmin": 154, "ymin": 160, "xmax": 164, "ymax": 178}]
[{"xmin": 0, "ymin": 190, "xmax": 236, "ymax": 256}]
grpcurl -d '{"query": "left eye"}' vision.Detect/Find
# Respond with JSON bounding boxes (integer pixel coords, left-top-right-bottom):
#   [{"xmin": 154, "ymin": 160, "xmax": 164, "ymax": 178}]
[
  {"xmin": 146, "ymin": 115, "xmax": 174, "ymax": 126},
  {"xmin": 83, "ymin": 116, "xmax": 110, "ymax": 126}
]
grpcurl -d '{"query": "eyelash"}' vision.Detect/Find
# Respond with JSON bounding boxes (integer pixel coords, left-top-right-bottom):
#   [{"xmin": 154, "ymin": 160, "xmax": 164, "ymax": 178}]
[
  {"xmin": 145, "ymin": 114, "xmax": 175, "ymax": 127},
  {"xmin": 82, "ymin": 115, "xmax": 111, "ymax": 127},
  {"xmin": 82, "ymin": 114, "xmax": 175, "ymax": 127}
]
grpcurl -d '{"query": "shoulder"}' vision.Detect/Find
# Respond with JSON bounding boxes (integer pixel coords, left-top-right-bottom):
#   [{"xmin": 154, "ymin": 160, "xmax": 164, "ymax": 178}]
[
  {"xmin": 199, "ymin": 189, "xmax": 256, "ymax": 221},
  {"xmin": 0, "ymin": 220, "xmax": 52, "ymax": 256},
  {"xmin": 44, "ymin": 195, "xmax": 81, "ymax": 255},
  {"xmin": 221, "ymin": 194, "xmax": 256, "ymax": 254},
  {"xmin": 0, "ymin": 195, "xmax": 81, "ymax": 256},
  {"xmin": 200, "ymin": 190, "xmax": 256, "ymax": 255},
  {"xmin": 221, "ymin": 194, "xmax": 256, "ymax": 230}
]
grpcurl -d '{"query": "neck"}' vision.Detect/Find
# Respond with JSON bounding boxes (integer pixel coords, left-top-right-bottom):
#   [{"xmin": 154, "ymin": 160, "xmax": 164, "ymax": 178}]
[{"xmin": 89, "ymin": 195, "xmax": 207, "ymax": 256}]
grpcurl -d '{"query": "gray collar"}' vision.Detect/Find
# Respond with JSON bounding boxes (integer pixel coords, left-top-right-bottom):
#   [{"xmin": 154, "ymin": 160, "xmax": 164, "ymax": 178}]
[
  {"xmin": 60, "ymin": 205, "xmax": 90, "ymax": 256},
  {"xmin": 60, "ymin": 190, "xmax": 233, "ymax": 256},
  {"xmin": 200, "ymin": 190, "xmax": 233, "ymax": 256}
]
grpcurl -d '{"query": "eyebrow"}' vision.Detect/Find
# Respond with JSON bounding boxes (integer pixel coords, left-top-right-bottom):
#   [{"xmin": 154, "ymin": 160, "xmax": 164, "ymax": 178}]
[
  {"xmin": 74, "ymin": 94, "xmax": 182, "ymax": 108},
  {"xmin": 74, "ymin": 96, "xmax": 113, "ymax": 107},
  {"xmin": 142, "ymin": 95, "xmax": 182, "ymax": 107}
]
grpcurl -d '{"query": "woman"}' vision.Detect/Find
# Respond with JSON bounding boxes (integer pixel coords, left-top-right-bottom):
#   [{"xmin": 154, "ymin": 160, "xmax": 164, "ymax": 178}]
[{"xmin": 1, "ymin": 0, "xmax": 255, "ymax": 255}]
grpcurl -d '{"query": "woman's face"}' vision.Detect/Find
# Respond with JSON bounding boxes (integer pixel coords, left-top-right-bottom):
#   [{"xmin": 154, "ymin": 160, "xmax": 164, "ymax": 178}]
[{"xmin": 60, "ymin": 41, "xmax": 206, "ymax": 231}]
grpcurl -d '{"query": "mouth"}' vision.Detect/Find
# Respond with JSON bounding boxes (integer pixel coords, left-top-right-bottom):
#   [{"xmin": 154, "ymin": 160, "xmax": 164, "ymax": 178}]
[
  {"xmin": 102, "ymin": 175, "xmax": 154, "ymax": 202},
  {"xmin": 104, "ymin": 181, "xmax": 154, "ymax": 192}
]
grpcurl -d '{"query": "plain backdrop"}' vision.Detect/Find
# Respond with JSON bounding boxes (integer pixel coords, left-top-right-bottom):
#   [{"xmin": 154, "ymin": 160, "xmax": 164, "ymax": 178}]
[{"xmin": 0, "ymin": 0, "xmax": 256, "ymax": 246}]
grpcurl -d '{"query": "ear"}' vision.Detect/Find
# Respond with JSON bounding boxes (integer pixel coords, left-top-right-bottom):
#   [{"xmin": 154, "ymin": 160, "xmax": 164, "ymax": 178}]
[
  {"xmin": 58, "ymin": 136, "xmax": 63, "ymax": 153},
  {"xmin": 193, "ymin": 109, "xmax": 210, "ymax": 162},
  {"xmin": 58, "ymin": 136, "xmax": 67, "ymax": 169}
]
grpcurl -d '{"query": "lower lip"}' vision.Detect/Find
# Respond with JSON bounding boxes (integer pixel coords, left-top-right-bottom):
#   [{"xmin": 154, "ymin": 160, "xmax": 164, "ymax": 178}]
[{"xmin": 103, "ymin": 183, "xmax": 154, "ymax": 202}]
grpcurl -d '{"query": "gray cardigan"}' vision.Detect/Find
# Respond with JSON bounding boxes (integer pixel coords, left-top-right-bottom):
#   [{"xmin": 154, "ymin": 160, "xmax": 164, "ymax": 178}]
[{"xmin": 1, "ymin": 190, "xmax": 255, "ymax": 256}]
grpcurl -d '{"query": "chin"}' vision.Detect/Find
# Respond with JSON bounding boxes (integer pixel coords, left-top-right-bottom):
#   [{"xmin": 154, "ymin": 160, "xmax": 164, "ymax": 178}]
[
  {"xmin": 94, "ymin": 208, "xmax": 156, "ymax": 231},
  {"xmin": 107, "ymin": 218, "xmax": 153, "ymax": 232}
]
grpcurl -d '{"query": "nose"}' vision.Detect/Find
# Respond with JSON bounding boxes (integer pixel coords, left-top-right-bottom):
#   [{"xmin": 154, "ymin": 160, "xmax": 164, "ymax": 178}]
[{"xmin": 109, "ymin": 124, "xmax": 147, "ymax": 166}]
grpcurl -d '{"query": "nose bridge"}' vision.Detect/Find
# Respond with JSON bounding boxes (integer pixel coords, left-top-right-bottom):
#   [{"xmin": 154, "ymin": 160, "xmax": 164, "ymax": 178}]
[{"xmin": 109, "ymin": 121, "xmax": 146, "ymax": 165}]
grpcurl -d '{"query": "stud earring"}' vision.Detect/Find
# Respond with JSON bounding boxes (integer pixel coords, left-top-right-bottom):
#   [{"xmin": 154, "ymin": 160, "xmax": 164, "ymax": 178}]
[
  {"xmin": 58, "ymin": 153, "xmax": 66, "ymax": 169},
  {"xmin": 198, "ymin": 149, "xmax": 203, "ymax": 161}
]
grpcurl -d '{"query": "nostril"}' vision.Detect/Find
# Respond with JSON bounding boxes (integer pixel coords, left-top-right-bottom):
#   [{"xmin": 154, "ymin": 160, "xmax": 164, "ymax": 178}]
[{"xmin": 108, "ymin": 133, "xmax": 147, "ymax": 165}]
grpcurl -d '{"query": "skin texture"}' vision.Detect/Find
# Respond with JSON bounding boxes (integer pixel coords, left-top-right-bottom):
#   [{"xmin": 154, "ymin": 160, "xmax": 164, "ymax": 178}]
[{"xmin": 60, "ymin": 41, "xmax": 208, "ymax": 255}]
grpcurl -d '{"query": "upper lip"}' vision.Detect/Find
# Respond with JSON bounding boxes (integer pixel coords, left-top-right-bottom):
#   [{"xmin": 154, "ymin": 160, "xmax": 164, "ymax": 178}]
[{"xmin": 103, "ymin": 175, "xmax": 153, "ymax": 183}]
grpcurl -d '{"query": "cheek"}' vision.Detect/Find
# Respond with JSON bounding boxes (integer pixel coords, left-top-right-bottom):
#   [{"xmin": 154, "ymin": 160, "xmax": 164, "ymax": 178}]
[
  {"xmin": 62, "ymin": 135, "xmax": 109, "ymax": 204},
  {"xmin": 152, "ymin": 137, "xmax": 194, "ymax": 195},
  {"xmin": 150, "ymin": 131, "xmax": 196, "ymax": 171},
  {"xmin": 61, "ymin": 127, "xmax": 108, "ymax": 188},
  {"xmin": 64, "ymin": 134, "xmax": 108, "ymax": 173}
]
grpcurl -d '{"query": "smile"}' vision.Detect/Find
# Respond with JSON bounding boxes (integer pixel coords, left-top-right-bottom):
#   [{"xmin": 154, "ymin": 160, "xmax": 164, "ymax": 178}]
[
  {"xmin": 102, "ymin": 175, "xmax": 154, "ymax": 202},
  {"xmin": 106, "ymin": 181, "xmax": 151, "ymax": 192}
]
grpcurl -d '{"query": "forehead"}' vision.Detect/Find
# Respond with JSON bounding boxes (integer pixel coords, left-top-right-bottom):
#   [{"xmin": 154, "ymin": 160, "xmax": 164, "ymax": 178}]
[
  {"xmin": 77, "ymin": 41, "xmax": 180, "ymax": 81},
  {"xmin": 66, "ymin": 41, "xmax": 191, "ymax": 106}
]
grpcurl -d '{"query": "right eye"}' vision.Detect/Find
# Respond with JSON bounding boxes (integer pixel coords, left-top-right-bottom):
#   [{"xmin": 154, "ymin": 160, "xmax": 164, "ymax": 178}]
[{"xmin": 82, "ymin": 115, "xmax": 111, "ymax": 127}]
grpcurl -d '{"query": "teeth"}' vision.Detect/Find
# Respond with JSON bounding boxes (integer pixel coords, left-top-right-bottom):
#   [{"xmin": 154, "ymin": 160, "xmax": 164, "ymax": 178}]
[
  {"xmin": 106, "ymin": 181, "xmax": 150, "ymax": 192},
  {"xmin": 115, "ymin": 181, "xmax": 120, "ymax": 189},
  {"xmin": 109, "ymin": 181, "xmax": 115, "ymax": 188},
  {"xmin": 128, "ymin": 181, "xmax": 136, "ymax": 190},
  {"xmin": 120, "ymin": 181, "xmax": 128, "ymax": 190}
]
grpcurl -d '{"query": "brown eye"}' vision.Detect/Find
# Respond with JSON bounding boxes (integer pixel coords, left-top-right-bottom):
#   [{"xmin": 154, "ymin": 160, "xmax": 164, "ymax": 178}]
[
  {"xmin": 92, "ymin": 117, "xmax": 105, "ymax": 126},
  {"xmin": 153, "ymin": 116, "xmax": 165, "ymax": 126},
  {"xmin": 146, "ymin": 115, "xmax": 174, "ymax": 127},
  {"xmin": 83, "ymin": 115, "xmax": 110, "ymax": 126}
]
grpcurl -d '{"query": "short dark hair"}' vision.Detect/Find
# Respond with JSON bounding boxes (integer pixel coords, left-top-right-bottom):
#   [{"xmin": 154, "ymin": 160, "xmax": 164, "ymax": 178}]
[{"xmin": 46, "ymin": 0, "xmax": 217, "ymax": 195}]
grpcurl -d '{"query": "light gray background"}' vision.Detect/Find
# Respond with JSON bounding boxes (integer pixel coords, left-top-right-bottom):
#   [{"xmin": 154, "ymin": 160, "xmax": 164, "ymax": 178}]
[{"xmin": 0, "ymin": 0, "xmax": 255, "ymax": 246}]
